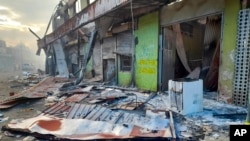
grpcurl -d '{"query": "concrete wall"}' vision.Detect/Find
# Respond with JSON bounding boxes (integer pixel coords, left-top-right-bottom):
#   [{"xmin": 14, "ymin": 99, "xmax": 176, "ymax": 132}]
[
  {"xmin": 219, "ymin": 0, "xmax": 240, "ymax": 97},
  {"xmin": 135, "ymin": 11, "xmax": 159, "ymax": 91}
]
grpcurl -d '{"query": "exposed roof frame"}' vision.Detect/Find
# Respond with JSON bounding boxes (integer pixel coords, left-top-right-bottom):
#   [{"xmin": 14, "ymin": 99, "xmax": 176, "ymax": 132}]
[{"xmin": 37, "ymin": 0, "xmax": 171, "ymax": 49}]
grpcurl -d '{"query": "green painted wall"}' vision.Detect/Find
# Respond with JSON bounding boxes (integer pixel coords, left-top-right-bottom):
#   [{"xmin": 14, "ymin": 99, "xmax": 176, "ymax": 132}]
[
  {"xmin": 118, "ymin": 71, "xmax": 132, "ymax": 86},
  {"xmin": 118, "ymin": 55, "xmax": 132, "ymax": 87},
  {"xmin": 219, "ymin": 0, "xmax": 240, "ymax": 97},
  {"xmin": 135, "ymin": 11, "xmax": 159, "ymax": 91}
]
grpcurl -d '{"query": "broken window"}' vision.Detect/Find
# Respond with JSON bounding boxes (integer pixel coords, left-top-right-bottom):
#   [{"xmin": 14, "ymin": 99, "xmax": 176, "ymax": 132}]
[{"xmin": 120, "ymin": 55, "xmax": 131, "ymax": 71}]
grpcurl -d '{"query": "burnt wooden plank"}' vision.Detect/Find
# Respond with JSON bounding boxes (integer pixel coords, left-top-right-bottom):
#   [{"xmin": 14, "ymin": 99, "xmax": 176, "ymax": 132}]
[{"xmin": 67, "ymin": 103, "xmax": 81, "ymax": 119}]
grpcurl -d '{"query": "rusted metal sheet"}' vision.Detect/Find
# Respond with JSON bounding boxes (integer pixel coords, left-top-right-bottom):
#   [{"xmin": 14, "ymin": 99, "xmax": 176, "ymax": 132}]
[
  {"xmin": 115, "ymin": 102, "xmax": 143, "ymax": 110},
  {"xmin": 116, "ymin": 31, "xmax": 132, "ymax": 55},
  {"xmin": 38, "ymin": 0, "xmax": 130, "ymax": 48},
  {"xmin": 0, "ymin": 77, "xmax": 59, "ymax": 109},
  {"xmin": 42, "ymin": 103, "xmax": 62, "ymax": 115},
  {"xmin": 6, "ymin": 109, "xmax": 172, "ymax": 140},
  {"xmin": 40, "ymin": 102, "xmax": 171, "ymax": 131},
  {"xmin": 52, "ymin": 40, "xmax": 69, "ymax": 78},
  {"xmin": 0, "ymin": 100, "xmax": 26, "ymax": 109},
  {"xmin": 7, "ymin": 115, "xmax": 133, "ymax": 140},
  {"xmin": 47, "ymin": 103, "xmax": 66, "ymax": 115},
  {"xmin": 65, "ymin": 94, "xmax": 89, "ymax": 102},
  {"xmin": 102, "ymin": 37, "xmax": 116, "ymax": 59}
]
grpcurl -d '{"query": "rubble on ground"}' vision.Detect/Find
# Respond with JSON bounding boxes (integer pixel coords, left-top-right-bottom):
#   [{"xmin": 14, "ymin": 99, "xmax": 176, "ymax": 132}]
[{"xmin": 0, "ymin": 76, "xmax": 247, "ymax": 140}]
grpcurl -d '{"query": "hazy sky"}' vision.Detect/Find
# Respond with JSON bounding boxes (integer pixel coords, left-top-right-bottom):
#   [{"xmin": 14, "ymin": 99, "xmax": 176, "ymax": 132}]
[{"xmin": 0, "ymin": 0, "xmax": 60, "ymax": 50}]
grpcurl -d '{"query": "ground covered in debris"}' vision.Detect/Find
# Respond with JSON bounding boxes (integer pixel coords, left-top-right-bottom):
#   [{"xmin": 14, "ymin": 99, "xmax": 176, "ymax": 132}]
[
  {"xmin": 0, "ymin": 72, "xmax": 247, "ymax": 141},
  {"xmin": 0, "ymin": 72, "xmax": 46, "ymax": 141}
]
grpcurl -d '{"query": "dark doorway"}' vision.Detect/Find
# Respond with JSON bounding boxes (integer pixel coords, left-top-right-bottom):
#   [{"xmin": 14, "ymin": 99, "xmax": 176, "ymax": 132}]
[{"xmin": 161, "ymin": 14, "xmax": 222, "ymax": 92}]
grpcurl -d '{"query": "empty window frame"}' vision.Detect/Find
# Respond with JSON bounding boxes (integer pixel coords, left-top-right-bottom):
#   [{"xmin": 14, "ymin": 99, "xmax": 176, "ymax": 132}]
[{"xmin": 120, "ymin": 56, "xmax": 131, "ymax": 71}]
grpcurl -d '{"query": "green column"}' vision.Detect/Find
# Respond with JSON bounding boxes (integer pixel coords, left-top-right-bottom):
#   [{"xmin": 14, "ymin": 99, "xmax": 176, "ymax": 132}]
[
  {"xmin": 219, "ymin": 0, "xmax": 240, "ymax": 97},
  {"xmin": 135, "ymin": 11, "xmax": 159, "ymax": 91}
]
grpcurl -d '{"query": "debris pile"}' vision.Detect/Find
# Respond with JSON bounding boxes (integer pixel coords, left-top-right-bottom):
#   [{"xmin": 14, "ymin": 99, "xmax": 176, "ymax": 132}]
[
  {"xmin": 0, "ymin": 76, "xmax": 247, "ymax": 140},
  {"xmin": 0, "ymin": 77, "xmax": 60, "ymax": 109},
  {"xmin": 8, "ymin": 72, "xmax": 42, "ymax": 89}
]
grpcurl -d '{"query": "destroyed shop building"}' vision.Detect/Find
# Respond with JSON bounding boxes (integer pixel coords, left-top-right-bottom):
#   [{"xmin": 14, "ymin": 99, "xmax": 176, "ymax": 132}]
[
  {"xmin": 33, "ymin": 0, "xmax": 249, "ymax": 136},
  {"xmin": 1, "ymin": 0, "xmax": 250, "ymax": 140},
  {"xmin": 37, "ymin": 0, "xmax": 248, "ymax": 107}
]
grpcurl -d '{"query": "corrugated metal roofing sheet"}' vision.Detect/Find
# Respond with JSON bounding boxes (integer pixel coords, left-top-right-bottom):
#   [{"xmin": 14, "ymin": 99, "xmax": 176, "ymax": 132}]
[
  {"xmin": 0, "ymin": 77, "xmax": 63, "ymax": 109},
  {"xmin": 7, "ymin": 101, "xmax": 173, "ymax": 140},
  {"xmin": 7, "ymin": 115, "xmax": 172, "ymax": 140}
]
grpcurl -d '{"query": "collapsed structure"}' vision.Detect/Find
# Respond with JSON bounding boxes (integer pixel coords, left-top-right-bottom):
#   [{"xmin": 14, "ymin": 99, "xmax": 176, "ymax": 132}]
[
  {"xmin": 36, "ymin": 0, "xmax": 249, "ymax": 107},
  {"xmin": 1, "ymin": 0, "xmax": 250, "ymax": 140}
]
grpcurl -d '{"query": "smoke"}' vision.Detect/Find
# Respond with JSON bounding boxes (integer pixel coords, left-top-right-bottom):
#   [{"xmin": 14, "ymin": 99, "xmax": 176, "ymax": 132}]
[{"xmin": 0, "ymin": 41, "xmax": 45, "ymax": 73}]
